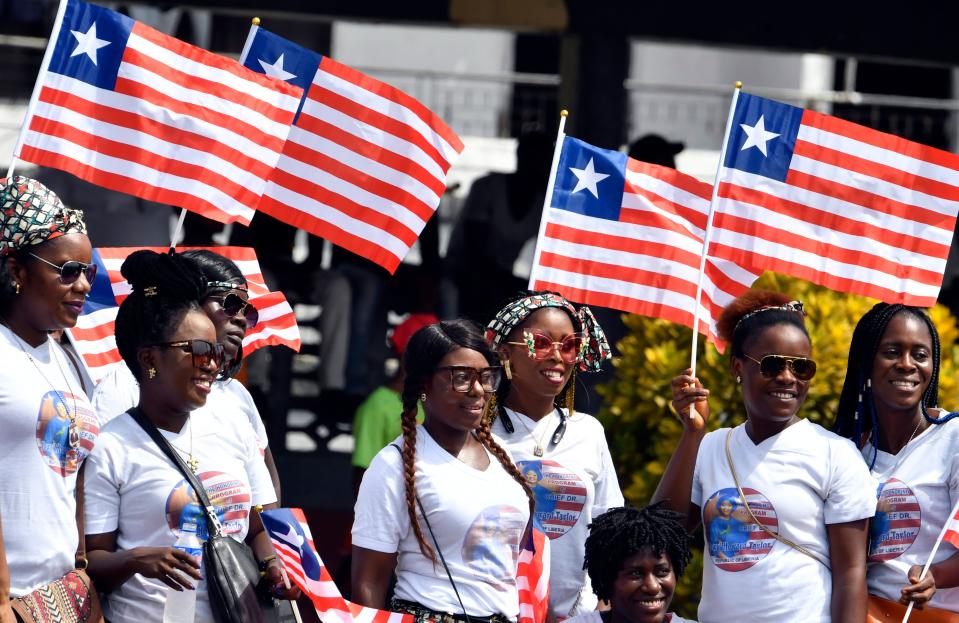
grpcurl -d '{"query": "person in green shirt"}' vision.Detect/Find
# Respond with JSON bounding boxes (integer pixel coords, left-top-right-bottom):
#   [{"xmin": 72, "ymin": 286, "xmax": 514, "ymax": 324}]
[{"xmin": 352, "ymin": 313, "xmax": 435, "ymax": 492}]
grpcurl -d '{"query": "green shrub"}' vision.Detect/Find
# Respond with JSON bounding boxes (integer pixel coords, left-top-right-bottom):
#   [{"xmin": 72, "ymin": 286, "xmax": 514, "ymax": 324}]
[{"xmin": 596, "ymin": 273, "xmax": 959, "ymax": 617}]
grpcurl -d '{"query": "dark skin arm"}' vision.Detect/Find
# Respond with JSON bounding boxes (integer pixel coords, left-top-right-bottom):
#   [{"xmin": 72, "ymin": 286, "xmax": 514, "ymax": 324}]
[
  {"xmin": 86, "ymin": 531, "xmax": 201, "ymax": 594},
  {"xmin": 351, "ymin": 546, "xmax": 397, "ymax": 609},
  {"xmin": 263, "ymin": 447, "xmax": 281, "ymax": 505},
  {"xmin": 827, "ymin": 519, "xmax": 868, "ymax": 623},
  {"xmin": 247, "ymin": 510, "xmax": 300, "ymax": 601},
  {"xmin": 651, "ymin": 369, "xmax": 709, "ymax": 532},
  {"xmin": 900, "ymin": 552, "xmax": 959, "ymax": 609}
]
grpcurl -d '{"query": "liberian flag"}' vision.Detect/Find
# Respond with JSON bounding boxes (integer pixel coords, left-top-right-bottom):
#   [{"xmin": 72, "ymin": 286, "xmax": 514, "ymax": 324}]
[
  {"xmin": 710, "ymin": 91, "xmax": 959, "ymax": 307},
  {"xmin": 529, "ymin": 134, "xmax": 759, "ymax": 348},
  {"xmin": 261, "ymin": 508, "xmax": 413, "ymax": 623},
  {"xmin": 239, "ymin": 25, "xmax": 464, "ymax": 273},
  {"xmin": 517, "ymin": 526, "xmax": 550, "ymax": 623},
  {"xmin": 15, "ymin": 0, "xmax": 301, "ymax": 225},
  {"xmin": 69, "ymin": 246, "xmax": 300, "ymax": 383}
]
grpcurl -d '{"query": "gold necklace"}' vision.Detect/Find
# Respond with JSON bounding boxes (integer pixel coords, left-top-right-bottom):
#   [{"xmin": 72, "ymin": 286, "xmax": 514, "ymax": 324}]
[
  {"xmin": 513, "ymin": 409, "xmax": 553, "ymax": 457},
  {"xmin": 7, "ymin": 327, "xmax": 80, "ymax": 450},
  {"xmin": 169, "ymin": 415, "xmax": 198, "ymax": 473}
]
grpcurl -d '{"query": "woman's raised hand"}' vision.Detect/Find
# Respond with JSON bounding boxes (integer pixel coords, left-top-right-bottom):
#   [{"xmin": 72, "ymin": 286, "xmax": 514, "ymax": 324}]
[
  {"xmin": 130, "ymin": 546, "xmax": 202, "ymax": 590},
  {"xmin": 670, "ymin": 369, "xmax": 710, "ymax": 433}
]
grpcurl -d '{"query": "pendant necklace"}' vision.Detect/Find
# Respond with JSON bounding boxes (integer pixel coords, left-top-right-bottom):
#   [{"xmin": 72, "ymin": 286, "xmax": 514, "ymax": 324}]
[
  {"xmin": 514, "ymin": 409, "xmax": 553, "ymax": 457},
  {"xmin": 170, "ymin": 415, "xmax": 198, "ymax": 473}
]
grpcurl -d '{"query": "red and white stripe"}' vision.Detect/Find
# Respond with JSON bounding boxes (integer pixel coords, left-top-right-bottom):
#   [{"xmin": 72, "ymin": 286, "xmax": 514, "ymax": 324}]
[
  {"xmin": 711, "ymin": 107, "xmax": 959, "ymax": 307},
  {"xmin": 19, "ymin": 9, "xmax": 301, "ymax": 225},
  {"xmin": 255, "ymin": 53, "xmax": 464, "ymax": 273},
  {"xmin": 69, "ymin": 246, "xmax": 300, "ymax": 383},
  {"xmin": 531, "ymin": 156, "xmax": 758, "ymax": 349},
  {"xmin": 517, "ymin": 526, "xmax": 550, "ymax": 623}
]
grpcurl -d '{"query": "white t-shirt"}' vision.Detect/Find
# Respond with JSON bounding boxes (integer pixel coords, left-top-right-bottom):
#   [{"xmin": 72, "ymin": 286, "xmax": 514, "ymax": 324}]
[
  {"xmin": 691, "ymin": 419, "xmax": 877, "ymax": 623},
  {"xmin": 92, "ymin": 365, "xmax": 269, "ymax": 450},
  {"xmin": 492, "ymin": 408, "xmax": 624, "ymax": 618},
  {"xmin": 0, "ymin": 325, "xmax": 99, "ymax": 596},
  {"xmin": 564, "ymin": 610, "xmax": 695, "ymax": 623},
  {"xmin": 352, "ymin": 428, "xmax": 531, "ymax": 620},
  {"xmin": 862, "ymin": 417, "xmax": 959, "ymax": 611},
  {"xmin": 84, "ymin": 408, "xmax": 276, "ymax": 623}
]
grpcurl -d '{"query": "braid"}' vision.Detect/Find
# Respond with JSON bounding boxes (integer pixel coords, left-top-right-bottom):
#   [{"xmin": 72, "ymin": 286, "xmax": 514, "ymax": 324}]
[
  {"xmin": 475, "ymin": 418, "xmax": 536, "ymax": 517},
  {"xmin": 584, "ymin": 503, "xmax": 692, "ymax": 602},
  {"xmin": 834, "ymin": 303, "xmax": 946, "ymax": 444},
  {"xmin": 399, "ymin": 393, "xmax": 434, "ymax": 562}
]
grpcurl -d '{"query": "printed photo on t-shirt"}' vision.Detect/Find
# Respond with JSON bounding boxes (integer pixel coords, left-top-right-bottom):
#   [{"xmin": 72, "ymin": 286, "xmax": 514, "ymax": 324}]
[
  {"xmin": 164, "ymin": 471, "xmax": 251, "ymax": 540},
  {"xmin": 461, "ymin": 504, "xmax": 526, "ymax": 587},
  {"xmin": 703, "ymin": 487, "xmax": 779, "ymax": 571},
  {"xmin": 518, "ymin": 459, "xmax": 587, "ymax": 538},
  {"xmin": 35, "ymin": 390, "xmax": 98, "ymax": 476},
  {"xmin": 869, "ymin": 478, "xmax": 921, "ymax": 562}
]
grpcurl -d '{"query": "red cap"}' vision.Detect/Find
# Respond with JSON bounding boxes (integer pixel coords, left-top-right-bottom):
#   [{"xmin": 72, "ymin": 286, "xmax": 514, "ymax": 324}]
[{"xmin": 390, "ymin": 313, "xmax": 439, "ymax": 357}]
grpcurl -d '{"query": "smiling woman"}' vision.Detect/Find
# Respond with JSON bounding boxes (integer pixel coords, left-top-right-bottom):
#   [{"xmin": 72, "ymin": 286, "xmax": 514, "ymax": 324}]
[
  {"xmin": 652, "ymin": 289, "xmax": 877, "ymax": 623},
  {"xmin": 834, "ymin": 303, "xmax": 959, "ymax": 617},
  {"xmin": 351, "ymin": 319, "xmax": 535, "ymax": 623},
  {"xmin": 0, "ymin": 176, "xmax": 100, "ymax": 621},
  {"xmin": 82, "ymin": 250, "xmax": 295, "ymax": 623}
]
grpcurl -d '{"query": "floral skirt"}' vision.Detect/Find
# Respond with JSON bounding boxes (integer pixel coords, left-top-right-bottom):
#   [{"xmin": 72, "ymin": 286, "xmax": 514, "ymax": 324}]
[{"xmin": 389, "ymin": 599, "xmax": 512, "ymax": 623}]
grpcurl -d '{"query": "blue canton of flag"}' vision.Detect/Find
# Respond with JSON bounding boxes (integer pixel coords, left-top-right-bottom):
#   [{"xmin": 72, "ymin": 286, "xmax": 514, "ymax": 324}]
[
  {"xmin": 47, "ymin": 0, "xmax": 130, "ymax": 90},
  {"xmin": 722, "ymin": 92, "xmax": 803, "ymax": 182},
  {"xmin": 240, "ymin": 27, "xmax": 321, "ymax": 120},
  {"xmin": 80, "ymin": 250, "xmax": 115, "ymax": 314},
  {"xmin": 260, "ymin": 508, "xmax": 322, "ymax": 582},
  {"xmin": 550, "ymin": 137, "xmax": 627, "ymax": 221}
]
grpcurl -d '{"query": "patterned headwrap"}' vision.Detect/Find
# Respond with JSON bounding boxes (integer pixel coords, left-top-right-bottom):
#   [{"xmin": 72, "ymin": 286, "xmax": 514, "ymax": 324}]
[
  {"xmin": 486, "ymin": 291, "xmax": 612, "ymax": 372},
  {"xmin": 0, "ymin": 176, "xmax": 86, "ymax": 257}
]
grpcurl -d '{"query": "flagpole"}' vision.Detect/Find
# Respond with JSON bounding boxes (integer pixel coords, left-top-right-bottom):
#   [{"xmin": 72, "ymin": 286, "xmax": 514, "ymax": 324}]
[
  {"xmin": 169, "ymin": 207, "xmax": 188, "ymax": 251},
  {"xmin": 687, "ymin": 81, "xmax": 741, "ymax": 418},
  {"xmin": 6, "ymin": 0, "xmax": 69, "ymax": 180},
  {"xmin": 238, "ymin": 16, "xmax": 260, "ymax": 65},
  {"xmin": 900, "ymin": 496, "xmax": 959, "ymax": 622},
  {"xmin": 527, "ymin": 110, "xmax": 568, "ymax": 289}
]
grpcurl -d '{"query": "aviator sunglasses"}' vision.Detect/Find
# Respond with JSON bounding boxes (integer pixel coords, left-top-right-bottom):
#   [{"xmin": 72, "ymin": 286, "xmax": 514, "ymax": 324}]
[
  {"xmin": 148, "ymin": 339, "xmax": 226, "ymax": 370},
  {"xmin": 507, "ymin": 330, "xmax": 586, "ymax": 365},
  {"xmin": 28, "ymin": 252, "xmax": 97, "ymax": 285},
  {"xmin": 207, "ymin": 292, "xmax": 259, "ymax": 327},
  {"xmin": 743, "ymin": 354, "xmax": 817, "ymax": 381}
]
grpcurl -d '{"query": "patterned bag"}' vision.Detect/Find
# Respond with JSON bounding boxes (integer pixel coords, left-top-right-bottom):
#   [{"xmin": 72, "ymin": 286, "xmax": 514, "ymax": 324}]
[{"xmin": 11, "ymin": 460, "xmax": 104, "ymax": 623}]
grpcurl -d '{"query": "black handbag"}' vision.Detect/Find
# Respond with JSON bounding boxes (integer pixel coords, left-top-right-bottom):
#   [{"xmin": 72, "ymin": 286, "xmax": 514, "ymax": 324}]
[{"xmin": 130, "ymin": 408, "xmax": 293, "ymax": 623}]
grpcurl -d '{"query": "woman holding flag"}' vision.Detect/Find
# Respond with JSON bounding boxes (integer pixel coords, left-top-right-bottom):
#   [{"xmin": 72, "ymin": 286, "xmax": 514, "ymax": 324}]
[
  {"xmin": 0, "ymin": 176, "xmax": 100, "ymax": 621},
  {"xmin": 485, "ymin": 291, "xmax": 622, "ymax": 620},
  {"xmin": 834, "ymin": 303, "xmax": 959, "ymax": 617},
  {"xmin": 653, "ymin": 290, "xmax": 876, "ymax": 622},
  {"xmin": 351, "ymin": 319, "xmax": 534, "ymax": 623}
]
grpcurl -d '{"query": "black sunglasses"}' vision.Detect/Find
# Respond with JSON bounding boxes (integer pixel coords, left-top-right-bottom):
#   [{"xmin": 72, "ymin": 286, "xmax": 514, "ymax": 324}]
[
  {"xmin": 148, "ymin": 339, "xmax": 226, "ymax": 370},
  {"xmin": 207, "ymin": 292, "xmax": 258, "ymax": 327},
  {"xmin": 743, "ymin": 354, "xmax": 817, "ymax": 381},
  {"xmin": 28, "ymin": 252, "xmax": 97, "ymax": 285}
]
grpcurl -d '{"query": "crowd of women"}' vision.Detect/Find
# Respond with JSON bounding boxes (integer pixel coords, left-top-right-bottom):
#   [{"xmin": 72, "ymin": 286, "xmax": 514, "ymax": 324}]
[{"xmin": 1, "ymin": 174, "xmax": 958, "ymax": 623}]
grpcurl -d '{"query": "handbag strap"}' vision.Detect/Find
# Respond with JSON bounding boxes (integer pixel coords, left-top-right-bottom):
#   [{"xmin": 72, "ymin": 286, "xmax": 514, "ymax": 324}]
[
  {"xmin": 129, "ymin": 407, "xmax": 224, "ymax": 537},
  {"xmin": 390, "ymin": 444, "xmax": 473, "ymax": 623},
  {"xmin": 723, "ymin": 428, "xmax": 830, "ymax": 569},
  {"xmin": 75, "ymin": 461, "xmax": 88, "ymax": 569}
]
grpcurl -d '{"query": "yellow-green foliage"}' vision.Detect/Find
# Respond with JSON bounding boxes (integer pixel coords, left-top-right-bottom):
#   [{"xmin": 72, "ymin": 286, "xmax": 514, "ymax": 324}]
[{"xmin": 596, "ymin": 274, "xmax": 959, "ymax": 616}]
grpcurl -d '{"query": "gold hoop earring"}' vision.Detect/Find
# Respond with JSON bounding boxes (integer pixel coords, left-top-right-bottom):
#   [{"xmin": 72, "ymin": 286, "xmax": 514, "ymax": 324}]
[
  {"xmin": 504, "ymin": 360, "xmax": 512, "ymax": 380},
  {"xmin": 419, "ymin": 392, "xmax": 427, "ymax": 403},
  {"xmin": 148, "ymin": 367, "xmax": 157, "ymax": 379}
]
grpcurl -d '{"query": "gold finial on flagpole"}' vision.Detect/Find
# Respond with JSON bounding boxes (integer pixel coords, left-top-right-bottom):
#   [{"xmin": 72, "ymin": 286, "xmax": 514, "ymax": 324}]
[
  {"xmin": 252, "ymin": 16, "xmax": 261, "ymax": 26},
  {"xmin": 560, "ymin": 109, "xmax": 569, "ymax": 118},
  {"xmin": 735, "ymin": 81, "xmax": 743, "ymax": 89}
]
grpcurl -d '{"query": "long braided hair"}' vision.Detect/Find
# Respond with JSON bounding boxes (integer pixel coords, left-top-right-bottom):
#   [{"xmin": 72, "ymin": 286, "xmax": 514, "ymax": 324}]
[
  {"xmin": 399, "ymin": 319, "xmax": 535, "ymax": 562},
  {"xmin": 583, "ymin": 503, "xmax": 692, "ymax": 602},
  {"xmin": 833, "ymin": 303, "xmax": 947, "ymax": 468}
]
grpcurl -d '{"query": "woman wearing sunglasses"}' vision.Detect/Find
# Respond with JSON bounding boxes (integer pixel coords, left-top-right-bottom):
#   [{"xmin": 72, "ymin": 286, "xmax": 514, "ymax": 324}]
[
  {"xmin": 91, "ymin": 249, "xmax": 282, "ymax": 500},
  {"xmin": 0, "ymin": 176, "xmax": 100, "ymax": 621},
  {"xmin": 653, "ymin": 290, "xmax": 876, "ymax": 622},
  {"xmin": 83, "ymin": 250, "xmax": 292, "ymax": 623},
  {"xmin": 352, "ymin": 320, "xmax": 534, "ymax": 623},
  {"xmin": 485, "ymin": 291, "xmax": 621, "ymax": 620},
  {"xmin": 833, "ymin": 304, "xmax": 959, "ymax": 618}
]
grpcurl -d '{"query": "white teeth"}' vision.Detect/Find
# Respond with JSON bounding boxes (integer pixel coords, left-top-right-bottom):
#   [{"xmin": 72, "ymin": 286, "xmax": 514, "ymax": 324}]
[
  {"xmin": 542, "ymin": 371, "xmax": 562, "ymax": 379},
  {"xmin": 771, "ymin": 392, "xmax": 795, "ymax": 399},
  {"xmin": 639, "ymin": 599, "xmax": 663, "ymax": 606},
  {"xmin": 892, "ymin": 381, "xmax": 917, "ymax": 387}
]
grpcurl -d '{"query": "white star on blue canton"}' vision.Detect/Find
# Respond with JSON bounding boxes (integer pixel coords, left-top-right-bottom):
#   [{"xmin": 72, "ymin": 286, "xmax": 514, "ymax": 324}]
[
  {"xmin": 569, "ymin": 157, "xmax": 610, "ymax": 199},
  {"xmin": 70, "ymin": 22, "xmax": 110, "ymax": 65},
  {"xmin": 258, "ymin": 54, "xmax": 296, "ymax": 82},
  {"xmin": 739, "ymin": 115, "xmax": 780, "ymax": 157}
]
